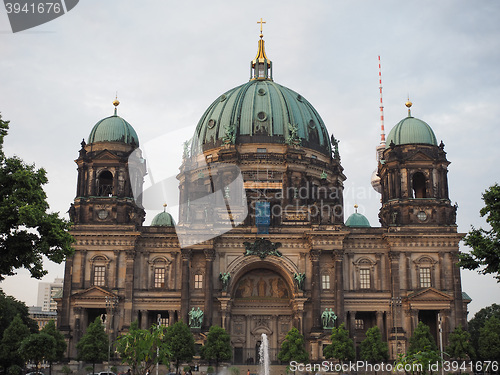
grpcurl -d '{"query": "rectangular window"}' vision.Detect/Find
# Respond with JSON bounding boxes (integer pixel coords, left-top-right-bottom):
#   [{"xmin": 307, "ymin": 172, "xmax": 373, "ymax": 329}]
[
  {"xmin": 355, "ymin": 319, "xmax": 364, "ymax": 330},
  {"xmin": 420, "ymin": 267, "xmax": 431, "ymax": 288},
  {"xmin": 154, "ymin": 268, "xmax": 165, "ymax": 288},
  {"xmin": 257, "ymin": 148, "xmax": 267, "ymax": 153},
  {"xmin": 321, "ymin": 274, "xmax": 330, "ymax": 290},
  {"xmin": 360, "ymin": 269, "xmax": 370, "ymax": 289},
  {"xmin": 194, "ymin": 274, "xmax": 203, "ymax": 289},
  {"xmin": 93, "ymin": 266, "xmax": 105, "ymax": 286}
]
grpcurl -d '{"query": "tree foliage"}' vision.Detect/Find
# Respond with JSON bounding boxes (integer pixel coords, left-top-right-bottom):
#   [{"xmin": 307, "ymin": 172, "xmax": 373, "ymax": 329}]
[
  {"xmin": 468, "ymin": 303, "xmax": 500, "ymax": 358},
  {"xmin": 19, "ymin": 333, "xmax": 56, "ymax": 372},
  {"xmin": 115, "ymin": 320, "xmax": 170, "ymax": 375},
  {"xmin": 41, "ymin": 320, "xmax": 67, "ymax": 374},
  {"xmin": 0, "ymin": 113, "xmax": 74, "ymax": 281},
  {"xmin": 446, "ymin": 326, "xmax": 474, "ymax": 360},
  {"xmin": 0, "ymin": 290, "xmax": 38, "ymax": 339},
  {"xmin": 359, "ymin": 326, "xmax": 389, "ymax": 363},
  {"xmin": 323, "ymin": 323, "xmax": 355, "ymax": 364},
  {"xmin": 76, "ymin": 317, "xmax": 108, "ymax": 374},
  {"xmin": 164, "ymin": 322, "xmax": 194, "ymax": 374},
  {"xmin": 459, "ymin": 183, "xmax": 500, "ymax": 281},
  {"xmin": 277, "ymin": 327, "xmax": 308, "ymax": 364},
  {"xmin": 0, "ymin": 315, "xmax": 31, "ymax": 372},
  {"xmin": 478, "ymin": 316, "xmax": 500, "ymax": 361},
  {"xmin": 408, "ymin": 322, "xmax": 438, "ymax": 355},
  {"xmin": 200, "ymin": 326, "xmax": 231, "ymax": 371}
]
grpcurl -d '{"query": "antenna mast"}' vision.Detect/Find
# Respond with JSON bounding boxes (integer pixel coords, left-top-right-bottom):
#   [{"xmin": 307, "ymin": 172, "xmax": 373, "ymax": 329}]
[{"xmin": 378, "ymin": 55, "xmax": 386, "ymax": 146}]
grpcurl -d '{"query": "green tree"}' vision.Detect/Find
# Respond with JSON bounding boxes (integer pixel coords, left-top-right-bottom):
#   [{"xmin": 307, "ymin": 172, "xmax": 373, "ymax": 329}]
[
  {"xmin": 459, "ymin": 184, "xmax": 500, "ymax": 281},
  {"xmin": 164, "ymin": 322, "xmax": 194, "ymax": 374},
  {"xmin": 76, "ymin": 317, "xmax": 108, "ymax": 374},
  {"xmin": 19, "ymin": 333, "xmax": 56, "ymax": 373},
  {"xmin": 359, "ymin": 326, "xmax": 389, "ymax": 365},
  {"xmin": 0, "ymin": 290, "xmax": 38, "ymax": 339},
  {"xmin": 323, "ymin": 323, "xmax": 355, "ymax": 364},
  {"xmin": 446, "ymin": 326, "xmax": 474, "ymax": 361},
  {"xmin": 408, "ymin": 322, "xmax": 438, "ymax": 354},
  {"xmin": 478, "ymin": 316, "xmax": 500, "ymax": 361},
  {"xmin": 0, "ymin": 113, "xmax": 74, "ymax": 281},
  {"xmin": 277, "ymin": 327, "xmax": 308, "ymax": 364},
  {"xmin": 115, "ymin": 321, "xmax": 170, "ymax": 375},
  {"xmin": 0, "ymin": 315, "xmax": 31, "ymax": 373},
  {"xmin": 468, "ymin": 303, "xmax": 500, "ymax": 359},
  {"xmin": 41, "ymin": 320, "xmax": 67, "ymax": 375},
  {"xmin": 200, "ymin": 326, "xmax": 231, "ymax": 372}
]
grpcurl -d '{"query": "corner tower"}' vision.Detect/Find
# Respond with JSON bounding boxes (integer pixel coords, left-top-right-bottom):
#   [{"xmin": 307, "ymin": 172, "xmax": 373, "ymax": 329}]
[
  {"xmin": 70, "ymin": 99, "xmax": 146, "ymax": 226},
  {"xmin": 378, "ymin": 101, "xmax": 456, "ymax": 226}
]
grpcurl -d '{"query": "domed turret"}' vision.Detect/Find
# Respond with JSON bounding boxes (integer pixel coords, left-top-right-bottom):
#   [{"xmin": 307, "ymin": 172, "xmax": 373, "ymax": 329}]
[
  {"xmin": 151, "ymin": 205, "xmax": 175, "ymax": 227},
  {"xmin": 385, "ymin": 101, "xmax": 437, "ymax": 148},
  {"xmin": 345, "ymin": 205, "xmax": 370, "ymax": 227},
  {"xmin": 88, "ymin": 99, "xmax": 139, "ymax": 146}
]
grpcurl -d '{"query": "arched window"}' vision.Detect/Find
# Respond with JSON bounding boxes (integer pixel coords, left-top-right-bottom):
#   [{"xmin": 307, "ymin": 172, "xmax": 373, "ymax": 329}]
[
  {"xmin": 97, "ymin": 170, "xmax": 113, "ymax": 196},
  {"xmin": 412, "ymin": 172, "xmax": 427, "ymax": 198}
]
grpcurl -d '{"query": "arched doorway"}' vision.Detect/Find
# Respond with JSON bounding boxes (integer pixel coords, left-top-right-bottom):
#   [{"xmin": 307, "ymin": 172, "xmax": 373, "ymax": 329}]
[{"xmin": 230, "ymin": 268, "xmax": 294, "ymax": 365}]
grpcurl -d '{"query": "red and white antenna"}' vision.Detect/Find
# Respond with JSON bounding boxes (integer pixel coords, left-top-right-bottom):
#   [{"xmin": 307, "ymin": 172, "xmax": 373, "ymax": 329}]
[{"xmin": 378, "ymin": 55, "xmax": 386, "ymax": 146}]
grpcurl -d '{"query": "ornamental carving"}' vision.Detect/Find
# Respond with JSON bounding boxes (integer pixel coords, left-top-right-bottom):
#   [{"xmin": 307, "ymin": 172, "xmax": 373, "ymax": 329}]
[{"xmin": 243, "ymin": 238, "xmax": 282, "ymax": 259}]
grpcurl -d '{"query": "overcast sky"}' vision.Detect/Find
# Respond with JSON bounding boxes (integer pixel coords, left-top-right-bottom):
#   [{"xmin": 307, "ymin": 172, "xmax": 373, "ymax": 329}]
[{"xmin": 0, "ymin": 0, "xmax": 499, "ymax": 317}]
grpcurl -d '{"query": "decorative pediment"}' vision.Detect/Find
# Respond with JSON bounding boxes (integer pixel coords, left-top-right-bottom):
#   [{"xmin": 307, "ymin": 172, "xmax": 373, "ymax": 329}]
[
  {"xmin": 407, "ymin": 287, "xmax": 453, "ymax": 302},
  {"xmin": 71, "ymin": 286, "xmax": 117, "ymax": 301},
  {"xmin": 407, "ymin": 150, "xmax": 434, "ymax": 162},
  {"xmin": 92, "ymin": 149, "xmax": 119, "ymax": 161}
]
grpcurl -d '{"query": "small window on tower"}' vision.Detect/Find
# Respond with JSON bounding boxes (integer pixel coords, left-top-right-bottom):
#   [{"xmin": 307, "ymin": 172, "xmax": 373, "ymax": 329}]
[
  {"xmin": 412, "ymin": 172, "xmax": 427, "ymax": 198},
  {"xmin": 97, "ymin": 170, "xmax": 113, "ymax": 196},
  {"xmin": 194, "ymin": 274, "xmax": 203, "ymax": 289},
  {"xmin": 154, "ymin": 268, "xmax": 165, "ymax": 288},
  {"xmin": 360, "ymin": 269, "xmax": 371, "ymax": 289},
  {"xmin": 257, "ymin": 148, "xmax": 267, "ymax": 153},
  {"xmin": 419, "ymin": 267, "xmax": 431, "ymax": 288},
  {"xmin": 322, "ymin": 274, "xmax": 330, "ymax": 290},
  {"xmin": 355, "ymin": 319, "xmax": 364, "ymax": 330},
  {"xmin": 93, "ymin": 266, "xmax": 106, "ymax": 286}
]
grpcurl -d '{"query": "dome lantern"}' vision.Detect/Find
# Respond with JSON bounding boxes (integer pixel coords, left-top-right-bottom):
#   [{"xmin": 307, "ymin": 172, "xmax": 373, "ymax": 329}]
[{"xmin": 250, "ymin": 18, "xmax": 272, "ymax": 81}]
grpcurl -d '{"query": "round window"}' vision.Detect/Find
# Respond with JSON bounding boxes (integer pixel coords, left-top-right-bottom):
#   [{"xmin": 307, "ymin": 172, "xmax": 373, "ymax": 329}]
[
  {"xmin": 258, "ymin": 88, "xmax": 266, "ymax": 96},
  {"xmin": 417, "ymin": 211, "xmax": 427, "ymax": 222},
  {"xmin": 208, "ymin": 119, "xmax": 216, "ymax": 129},
  {"xmin": 257, "ymin": 111, "xmax": 267, "ymax": 121}
]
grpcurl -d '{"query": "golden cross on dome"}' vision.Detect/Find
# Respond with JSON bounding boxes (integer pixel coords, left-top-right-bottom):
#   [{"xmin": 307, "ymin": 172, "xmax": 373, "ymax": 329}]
[{"xmin": 257, "ymin": 18, "xmax": 266, "ymax": 38}]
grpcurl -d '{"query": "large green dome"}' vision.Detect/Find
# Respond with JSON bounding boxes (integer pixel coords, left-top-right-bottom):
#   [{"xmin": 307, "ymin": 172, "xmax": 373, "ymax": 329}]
[
  {"xmin": 345, "ymin": 212, "xmax": 370, "ymax": 227},
  {"xmin": 88, "ymin": 112, "xmax": 139, "ymax": 146},
  {"xmin": 193, "ymin": 79, "xmax": 331, "ymax": 155},
  {"xmin": 386, "ymin": 116, "xmax": 437, "ymax": 148}
]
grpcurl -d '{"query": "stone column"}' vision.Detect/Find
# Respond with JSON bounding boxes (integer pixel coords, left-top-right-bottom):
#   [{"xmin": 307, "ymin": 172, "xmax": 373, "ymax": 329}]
[
  {"xmin": 349, "ymin": 311, "xmax": 356, "ymax": 338},
  {"xmin": 124, "ymin": 249, "xmax": 135, "ymax": 326},
  {"xmin": 140, "ymin": 310, "xmax": 148, "ymax": 329},
  {"xmin": 376, "ymin": 311, "xmax": 384, "ymax": 334},
  {"xmin": 180, "ymin": 249, "xmax": 191, "ymax": 324},
  {"xmin": 203, "ymin": 249, "xmax": 215, "ymax": 328},
  {"xmin": 310, "ymin": 249, "xmax": 322, "ymax": 330},
  {"xmin": 450, "ymin": 251, "xmax": 465, "ymax": 327},
  {"xmin": 80, "ymin": 250, "xmax": 87, "ymax": 289},
  {"xmin": 114, "ymin": 250, "xmax": 120, "ymax": 289},
  {"xmin": 438, "ymin": 252, "xmax": 445, "ymax": 290},
  {"xmin": 334, "ymin": 250, "xmax": 345, "ymax": 324}
]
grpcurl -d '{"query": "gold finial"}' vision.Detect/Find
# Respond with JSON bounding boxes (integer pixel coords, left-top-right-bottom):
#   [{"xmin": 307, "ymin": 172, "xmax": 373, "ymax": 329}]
[
  {"xmin": 405, "ymin": 97, "xmax": 412, "ymax": 116},
  {"xmin": 257, "ymin": 18, "xmax": 266, "ymax": 38},
  {"xmin": 354, "ymin": 204, "xmax": 358, "ymax": 213},
  {"xmin": 113, "ymin": 93, "xmax": 120, "ymax": 116},
  {"xmin": 163, "ymin": 203, "xmax": 167, "ymax": 212}
]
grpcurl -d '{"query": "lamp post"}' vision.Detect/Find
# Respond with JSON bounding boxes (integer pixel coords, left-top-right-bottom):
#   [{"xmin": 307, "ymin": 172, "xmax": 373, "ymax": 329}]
[
  {"xmin": 438, "ymin": 313, "xmax": 444, "ymax": 375},
  {"xmin": 156, "ymin": 314, "xmax": 161, "ymax": 375},
  {"xmin": 105, "ymin": 296, "xmax": 119, "ymax": 373},
  {"xmin": 391, "ymin": 296, "xmax": 402, "ymax": 357}
]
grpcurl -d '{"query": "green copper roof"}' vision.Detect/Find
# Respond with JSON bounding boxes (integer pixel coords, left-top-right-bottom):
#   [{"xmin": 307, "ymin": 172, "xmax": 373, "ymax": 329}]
[
  {"xmin": 151, "ymin": 211, "xmax": 175, "ymax": 227},
  {"xmin": 386, "ymin": 116, "xmax": 437, "ymax": 148},
  {"xmin": 193, "ymin": 80, "xmax": 331, "ymax": 155},
  {"xmin": 345, "ymin": 213, "xmax": 371, "ymax": 227},
  {"xmin": 88, "ymin": 114, "xmax": 139, "ymax": 146}
]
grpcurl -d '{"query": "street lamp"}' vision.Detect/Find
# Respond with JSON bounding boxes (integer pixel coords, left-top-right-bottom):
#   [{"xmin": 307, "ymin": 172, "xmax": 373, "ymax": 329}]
[
  {"xmin": 105, "ymin": 296, "xmax": 119, "ymax": 373},
  {"xmin": 391, "ymin": 297, "xmax": 402, "ymax": 357}
]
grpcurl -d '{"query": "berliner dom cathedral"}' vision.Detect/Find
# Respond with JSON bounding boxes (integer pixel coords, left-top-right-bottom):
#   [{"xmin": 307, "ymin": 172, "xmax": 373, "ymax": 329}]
[{"xmin": 59, "ymin": 24, "xmax": 469, "ymax": 363}]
